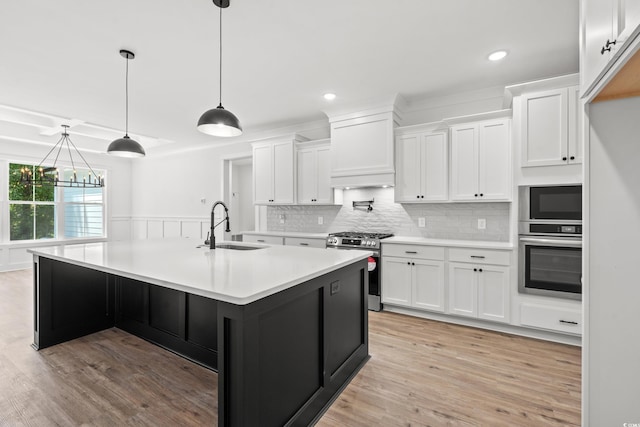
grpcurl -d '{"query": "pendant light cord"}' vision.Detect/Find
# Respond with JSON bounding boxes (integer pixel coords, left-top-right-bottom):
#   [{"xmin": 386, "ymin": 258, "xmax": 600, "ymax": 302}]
[
  {"xmin": 125, "ymin": 55, "xmax": 130, "ymax": 136},
  {"xmin": 218, "ymin": 4, "xmax": 223, "ymax": 107}
]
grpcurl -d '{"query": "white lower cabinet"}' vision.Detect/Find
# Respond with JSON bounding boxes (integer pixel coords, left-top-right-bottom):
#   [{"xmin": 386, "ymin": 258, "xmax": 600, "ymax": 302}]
[
  {"xmin": 519, "ymin": 302, "xmax": 581, "ymax": 335},
  {"xmin": 382, "ymin": 244, "xmax": 445, "ymax": 312},
  {"xmin": 284, "ymin": 236, "xmax": 325, "ymax": 248},
  {"xmin": 243, "ymin": 234, "xmax": 284, "ymax": 245},
  {"xmin": 448, "ymin": 262, "xmax": 510, "ymax": 323},
  {"xmin": 383, "ymin": 243, "xmax": 511, "ymax": 325}
]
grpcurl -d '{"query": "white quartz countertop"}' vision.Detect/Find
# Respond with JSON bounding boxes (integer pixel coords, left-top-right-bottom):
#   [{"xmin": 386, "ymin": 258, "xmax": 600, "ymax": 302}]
[
  {"xmin": 242, "ymin": 231, "xmax": 328, "ymax": 239},
  {"xmin": 383, "ymin": 236, "xmax": 514, "ymax": 250},
  {"xmin": 28, "ymin": 239, "xmax": 370, "ymax": 305}
]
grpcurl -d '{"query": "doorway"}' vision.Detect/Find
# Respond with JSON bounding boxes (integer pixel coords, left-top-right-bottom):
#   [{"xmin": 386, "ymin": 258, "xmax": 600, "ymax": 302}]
[{"xmin": 224, "ymin": 156, "xmax": 254, "ymax": 240}]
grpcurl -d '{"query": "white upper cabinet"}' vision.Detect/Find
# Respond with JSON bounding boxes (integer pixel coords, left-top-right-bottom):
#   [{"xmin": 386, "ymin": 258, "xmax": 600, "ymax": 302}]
[
  {"xmin": 252, "ymin": 137, "xmax": 298, "ymax": 205},
  {"xmin": 582, "ymin": 0, "xmax": 640, "ymax": 95},
  {"xmin": 395, "ymin": 127, "xmax": 448, "ymax": 202},
  {"xmin": 296, "ymin": 140, "xmax": 334, "ymax": 204},
  {"xmin": 521, "ymin": 87, "xmax": 581, "ymax": 167},
  {"xmin": 450, "ymin": 118, "xmax": 511, "ymax": 201}
]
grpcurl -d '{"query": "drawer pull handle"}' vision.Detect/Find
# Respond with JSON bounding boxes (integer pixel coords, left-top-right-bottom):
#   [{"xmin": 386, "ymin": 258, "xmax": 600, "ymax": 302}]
[
  {"xmin": 559, "ymin": 320, "xmax": 578, "ymax": 325},
  {"xmin": 299, "ymin": 243, "xmax": 309, "ymax": 246},
  {"xmin": 257, "ymin": 239, "xmax": 265, "ymax": 242},
  {"xmin": 405, "ymin": 251, "xmax": 418, "ymax": 254},
  {"xmin": 470, "ymin": 255, "xmax": 485, "ymax": 259}
]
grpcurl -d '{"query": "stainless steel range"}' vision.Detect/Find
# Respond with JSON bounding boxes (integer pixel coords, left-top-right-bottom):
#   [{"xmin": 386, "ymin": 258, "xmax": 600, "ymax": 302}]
[{"xmin": 326, "ymin": 231, "xmax": 393, "ymax": 311}]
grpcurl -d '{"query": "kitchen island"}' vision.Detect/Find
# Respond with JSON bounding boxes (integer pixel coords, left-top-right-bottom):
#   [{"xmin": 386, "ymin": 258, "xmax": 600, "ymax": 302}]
[{"xmin": 29, "ymin": 239, "xmax": 370, "ymax": 426}]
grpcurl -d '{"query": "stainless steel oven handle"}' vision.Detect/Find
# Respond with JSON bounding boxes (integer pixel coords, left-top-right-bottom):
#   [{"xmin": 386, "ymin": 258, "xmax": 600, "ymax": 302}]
[{"xmin": 519, "ymin": 237, "xmax": 582, "ymax": 247}]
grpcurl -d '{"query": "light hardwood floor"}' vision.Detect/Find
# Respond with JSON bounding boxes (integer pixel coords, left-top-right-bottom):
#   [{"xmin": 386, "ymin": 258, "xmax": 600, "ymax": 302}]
[{"xmin": 0, "ymin": 269, "xmax": 580, "ymax": 426}]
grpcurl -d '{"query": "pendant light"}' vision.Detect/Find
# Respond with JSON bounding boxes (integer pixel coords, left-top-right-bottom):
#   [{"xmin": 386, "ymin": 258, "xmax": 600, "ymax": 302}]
[
  {"xmin": 197, "ymin": 0, "xmax": 243, "ymax": 137},
  {"xmin": 108, "ymin": 49, "xmax": 146, "ymax": 157}
]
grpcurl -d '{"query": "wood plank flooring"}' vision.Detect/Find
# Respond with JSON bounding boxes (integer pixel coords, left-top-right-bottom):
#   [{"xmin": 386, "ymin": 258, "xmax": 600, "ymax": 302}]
[{"xmin": 0, "ymin": 269, "xmax": 580, "ymax": 426}]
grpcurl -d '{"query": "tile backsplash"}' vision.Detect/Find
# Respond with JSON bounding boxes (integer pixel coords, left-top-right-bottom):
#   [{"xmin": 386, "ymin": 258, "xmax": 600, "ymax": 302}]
[{"xmin": 267, "ymin": 188, "xmax": 510, "ymax": 241}]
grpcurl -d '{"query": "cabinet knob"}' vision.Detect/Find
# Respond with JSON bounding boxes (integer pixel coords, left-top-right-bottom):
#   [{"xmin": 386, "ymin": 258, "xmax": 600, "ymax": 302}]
[
  {"xmin": 562, "ymin": 156, "xmax": 567, "ymax": 161},
  {"xmin": 474, "ymin": 194, "xmax": 478, "ymax": 197},
  {"xmin": 421, "ymin": 195, "xmax": 424, "ymax": 199},
  {"xmin": 570, "ymin": 156, "xmax": 575, "ymax": 160},
  {"xmin": 416, "ymin": 195, "xmax": 420, "ymax": 199},
  {"xmin": 412, "ymin": 262, "xmax": 415, "ymax": 266},
  {"xmin": 473, "ymin": 268, "xmax": 477, "ymax": 272},
  {"xmin": 407, "ymin": 262, "xmax": 411, "ymax": 265},
  {"xmin": 479, "ymin": 193, "xmax": 483, "ymax": 197},
  {"xmin": 479, "ymin": 268, "xmax": 483, "ymax": 272}
]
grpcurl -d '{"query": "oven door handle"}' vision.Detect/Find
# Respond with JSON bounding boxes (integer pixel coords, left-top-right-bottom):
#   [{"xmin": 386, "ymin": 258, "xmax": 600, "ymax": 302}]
[{"xmin": 519, "ymin": 237, "xmax": 582, "ymax": 247}]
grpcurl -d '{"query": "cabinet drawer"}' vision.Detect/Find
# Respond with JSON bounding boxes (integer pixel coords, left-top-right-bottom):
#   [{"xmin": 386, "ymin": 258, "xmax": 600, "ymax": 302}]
[
  {"xmin": 448, "ymin": 248, "xmax": 510, "ymax": 266},
  {"xmin": 243, "ymin": 234, "xmax": 284, "ymax": 245},
  {"xmin": 382, "ymin": 244, "xmax": 445, "ymax": 260},
  {"xmin": 284, "ymin": 237, "xmax": 326, "ymax": 248},
  {"xmin": 520, "ymin": 303, "xmax": 581, "ymax": 335}
]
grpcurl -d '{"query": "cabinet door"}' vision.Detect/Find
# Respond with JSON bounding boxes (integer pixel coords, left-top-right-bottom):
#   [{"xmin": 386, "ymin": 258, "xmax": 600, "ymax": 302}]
[
  {"xmin": 478, "ymin": 119, "xmax": 511, "ymax": 200},
  {"xmin": 315, "ymin": 146, "xmax": 333, "ymax": 204},
  {"xmin": 448, "ymin": 262, "xmax": 477, "ymax": 317},
  {"xmin": 381, "ymin": 258, "xmax": 412, "ymax": 307},
  {"xmin": 450, "ymin": 125, "xmax": 479, "ymax": 201},
  {"xmin": 521, "ymin": 89, "xmax": 568, "ymax": 167},
  {"xmin": 422, "ymin": 132, "xmax": 449, "ymax": 201},
  {"xmin": 582, "ymin": 0, "xmax": 615, "ymax": 94},
  {"xmin": 253, "ymin": 144, "xmax": 273, "ymax": 204},
  {"xmin": 412, "ymin": 260, "xmax": 445, "ymax": 312},
  {"xmin": 477, "ymin": 265, "xmax": 510, "ymax": 323},
  {"xmin": 395, "ymin": 134, "xmax": 422, "ymax": 202},
  {"xmin": 297, "ymin": 148, "xmax": 316, "ymax": 204},
  {"xmin": 272, "ymin": 141, "xmax": 294, "ymax": 204},
  {"xmin": 567, "ymin": 85, "xmax": 582, "ymax": 164}
]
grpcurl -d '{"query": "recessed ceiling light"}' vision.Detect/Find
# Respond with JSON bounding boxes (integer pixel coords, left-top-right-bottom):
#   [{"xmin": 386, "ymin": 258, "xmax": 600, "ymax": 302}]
[
  {"xmin": 488, "ymin": 50, "xmax": 508, "ymax": 61},
  {"xmin": 324, "ymin": 93, "xmax": 336, "ymax": 101}
]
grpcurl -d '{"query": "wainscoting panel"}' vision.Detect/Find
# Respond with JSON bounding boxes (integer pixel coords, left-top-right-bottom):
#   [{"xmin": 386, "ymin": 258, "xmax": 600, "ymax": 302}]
[
  {"xmin": 147, "ymin": 220, "xmax": 164, "ymax": 239},
  {"xmin": 110, "ymin": 218, "xmax": 132, "ymax": 242},
  {"xmin": 181, "ymin": 221, "xmax": 202, "ymax": 239},
  {"xmin": 163, "ymin": 221, "xmax": 181, "ymax": 238}
]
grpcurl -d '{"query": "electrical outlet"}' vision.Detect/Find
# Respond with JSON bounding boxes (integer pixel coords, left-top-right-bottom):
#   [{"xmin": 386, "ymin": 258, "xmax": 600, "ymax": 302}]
[
  {"xmin": 418, "ymin": 217, "xmax": 426, "ymax": 228},
  {"xmin": 279, "ymin": 214, "xmax": 285, "ymax": 224},
  {"xmin": 318, "ymin": 216, "xmax": 324, "ymax": 225},
  {"xmin": 477, "ymin": 218, "xmax": 486, "ymax": 230},
  {"xmin": 200, "ymin": 197, "xmax": 206, "ymax": 204}
]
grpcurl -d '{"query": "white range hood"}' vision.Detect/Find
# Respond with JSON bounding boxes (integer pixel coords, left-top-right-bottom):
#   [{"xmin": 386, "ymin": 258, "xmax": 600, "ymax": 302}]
[{"xmin": 326, "ymin": 102, "xmax": 401, "ymax": 188}]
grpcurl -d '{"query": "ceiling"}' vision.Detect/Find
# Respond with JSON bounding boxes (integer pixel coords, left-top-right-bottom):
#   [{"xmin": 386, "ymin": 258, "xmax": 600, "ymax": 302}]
[{"xmin": 0, "ymin": 0, "xmax": 579, "ymax": 155}]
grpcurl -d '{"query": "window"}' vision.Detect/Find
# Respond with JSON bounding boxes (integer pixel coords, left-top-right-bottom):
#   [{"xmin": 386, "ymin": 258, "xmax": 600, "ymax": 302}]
[
  {"xmin": 8, "ymin": 163, "xmax": 105, "ymax": 241},
  {"xmin": 62, "ymin": 169, "xmax": 104, "ymax": 238}
]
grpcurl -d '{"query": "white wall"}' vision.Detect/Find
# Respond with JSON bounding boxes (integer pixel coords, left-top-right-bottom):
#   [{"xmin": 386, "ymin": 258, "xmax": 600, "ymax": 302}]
[
  {"xmin": 0, "ymin": 137, "xmax": 132, "ymax": 271},
  {"xmin": 586, "ymin": 97, "xmax": 640, "ymax": 425},
  {"xmin": 129, "ymin": 141, "xmax": 253, "ymax": 243}
]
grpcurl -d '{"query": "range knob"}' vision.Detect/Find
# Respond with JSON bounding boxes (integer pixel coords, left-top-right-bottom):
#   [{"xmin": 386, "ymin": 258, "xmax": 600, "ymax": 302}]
[{"xmin": 371, "ymin": 241, "xmax": 377, "ymax": 247}]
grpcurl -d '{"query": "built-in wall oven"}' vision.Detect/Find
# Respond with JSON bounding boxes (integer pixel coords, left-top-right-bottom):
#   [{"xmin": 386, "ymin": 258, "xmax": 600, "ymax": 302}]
[
  {"xmin": 326, "ymin": 231, "xmax": 393, "ymax": 311},
  {"xmin": 518, "ymin": 185, "xmax": 582, "ymax": 300}
]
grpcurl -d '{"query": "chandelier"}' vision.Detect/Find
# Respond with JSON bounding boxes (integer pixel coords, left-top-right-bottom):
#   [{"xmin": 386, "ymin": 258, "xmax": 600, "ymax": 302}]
[{"xmin": 18, "ymin": 125, "xmax": 104, "ymax": 188}]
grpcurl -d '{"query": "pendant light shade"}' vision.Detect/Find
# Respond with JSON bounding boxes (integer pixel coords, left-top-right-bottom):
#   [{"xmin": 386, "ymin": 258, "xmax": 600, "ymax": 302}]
[
  {"xmin": 108, "ymin": 49, "xmax": 146, "ymax": 157},
  {"xmin": 107, "ymin": 135, "xmax": 146, "ymax": 158},
  {"xmin": 197, "ymin": 105, "xmax": 242, "ymax": 137},
  {"xmin": 197, "ymin": 0, "xmax": 242, "ymax": 137}
]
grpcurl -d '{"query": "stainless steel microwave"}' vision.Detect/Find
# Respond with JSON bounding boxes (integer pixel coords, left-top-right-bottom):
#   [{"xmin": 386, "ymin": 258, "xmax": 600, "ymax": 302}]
[{"xmin": 519, "ymin": 185, "xmax": 582, "ymax": 223}]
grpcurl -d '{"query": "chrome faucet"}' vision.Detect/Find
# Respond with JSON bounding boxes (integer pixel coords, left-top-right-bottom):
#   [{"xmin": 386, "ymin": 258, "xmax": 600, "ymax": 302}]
[{"xmin": 207, "ymin": 201, "xmax": 231, "ymax": 249}]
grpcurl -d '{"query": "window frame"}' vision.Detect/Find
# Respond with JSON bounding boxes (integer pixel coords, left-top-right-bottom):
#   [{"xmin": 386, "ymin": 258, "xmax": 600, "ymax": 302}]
[{"xmin": 4, "ymin": 161, "xmax": 107, "ymax": 243}]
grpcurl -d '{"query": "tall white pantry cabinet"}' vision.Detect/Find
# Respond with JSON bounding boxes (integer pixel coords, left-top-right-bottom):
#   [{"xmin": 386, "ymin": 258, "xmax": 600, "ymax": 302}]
[{"xmin": 582, "ymin": 0, "xmax": 640, "ymax": 424}]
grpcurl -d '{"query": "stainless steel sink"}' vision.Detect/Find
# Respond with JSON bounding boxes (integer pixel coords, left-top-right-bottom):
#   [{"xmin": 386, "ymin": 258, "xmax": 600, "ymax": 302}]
[{"xmin": 215, "ymin": 243, "xmax": 263, "ymax": 250}]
